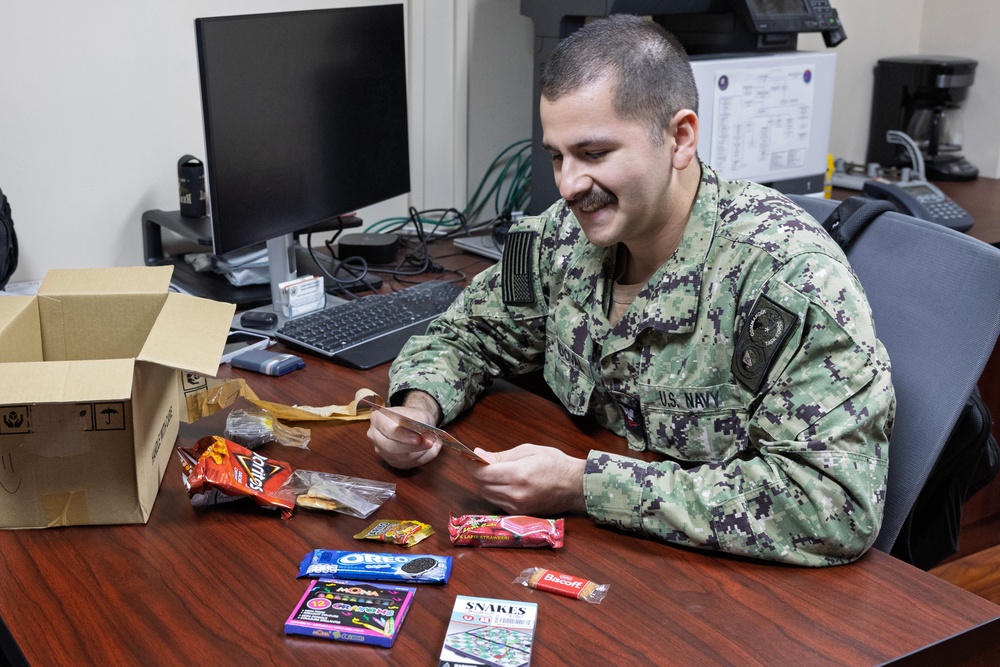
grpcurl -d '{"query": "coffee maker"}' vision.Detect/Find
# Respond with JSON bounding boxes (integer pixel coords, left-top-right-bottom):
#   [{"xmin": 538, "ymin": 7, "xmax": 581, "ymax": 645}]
[{"xmin": 866, "ymin": 56, "xmax": 978, "ymax": 181}]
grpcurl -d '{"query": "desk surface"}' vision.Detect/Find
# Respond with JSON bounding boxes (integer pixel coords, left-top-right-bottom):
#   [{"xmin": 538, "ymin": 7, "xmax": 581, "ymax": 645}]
[{"xmin": 2, "ymin": 354, "xmax": 999, "ymax": 665}]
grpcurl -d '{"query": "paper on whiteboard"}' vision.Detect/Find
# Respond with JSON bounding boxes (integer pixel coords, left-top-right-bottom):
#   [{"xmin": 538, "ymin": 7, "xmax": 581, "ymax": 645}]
[{"xmin": 710, "ymin": 63, "xmax": 817, "ymax": 181}]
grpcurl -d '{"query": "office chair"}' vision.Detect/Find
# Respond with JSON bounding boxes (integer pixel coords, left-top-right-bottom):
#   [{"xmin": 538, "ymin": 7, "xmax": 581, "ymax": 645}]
[{"xmin": 789, "ymin": 194, "xmax": 1000, "ymax": 560}]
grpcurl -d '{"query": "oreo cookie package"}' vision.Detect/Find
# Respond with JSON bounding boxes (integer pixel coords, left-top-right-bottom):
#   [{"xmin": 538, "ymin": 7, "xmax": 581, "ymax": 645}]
[{"xmin": 298, "ymin": 549, "xmax": 452, "ymax": 584}]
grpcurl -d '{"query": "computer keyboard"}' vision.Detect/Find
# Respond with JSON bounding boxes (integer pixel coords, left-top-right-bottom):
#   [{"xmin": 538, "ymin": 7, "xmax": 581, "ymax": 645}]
[{"xmin": 276, "ymin": 280, "xmax": 464, "ymax": 369}]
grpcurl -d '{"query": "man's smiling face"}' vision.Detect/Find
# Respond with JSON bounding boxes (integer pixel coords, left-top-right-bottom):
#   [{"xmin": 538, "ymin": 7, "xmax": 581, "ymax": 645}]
[{"xmin": 540, "ymin": 76, "xmax": 679, "ymax": 250}]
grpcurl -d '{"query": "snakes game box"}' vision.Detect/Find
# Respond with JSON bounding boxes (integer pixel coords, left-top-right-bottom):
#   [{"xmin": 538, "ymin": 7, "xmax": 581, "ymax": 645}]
[{"xmin": 439, "ymin": 595, "xmax": 537, "ymax": 667}]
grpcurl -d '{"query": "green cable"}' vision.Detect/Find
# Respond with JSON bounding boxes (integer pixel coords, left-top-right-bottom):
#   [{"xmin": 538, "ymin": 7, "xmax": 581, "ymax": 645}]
[{"xmin": 364, "ymin": 138, "xmax": 532, "ymax": 233}]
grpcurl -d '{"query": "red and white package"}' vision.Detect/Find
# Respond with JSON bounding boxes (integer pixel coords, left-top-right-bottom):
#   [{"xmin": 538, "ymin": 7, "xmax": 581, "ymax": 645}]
[
  {"xmin": 448, "ymin": 513, "xmax": 564, "ymax": 548},
  {"xmin": 513, "ymin": 567, "xmax": 609, "ymax": 604},
  {"xmin": 178, "ymin": 435, "xmax": 295, "ymax": 519}
]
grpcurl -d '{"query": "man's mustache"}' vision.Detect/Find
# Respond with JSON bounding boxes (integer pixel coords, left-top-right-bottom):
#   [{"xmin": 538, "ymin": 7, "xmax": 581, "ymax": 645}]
[{"xmin": 568, "ymin": 186, "xmax": 617, "ymax": 210}]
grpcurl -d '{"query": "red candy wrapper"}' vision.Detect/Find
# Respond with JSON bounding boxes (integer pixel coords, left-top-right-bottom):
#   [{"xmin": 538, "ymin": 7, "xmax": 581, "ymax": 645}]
[
  {"xmin": 448, "ymin": 513, "xmax": 564, "ymax": 548},
  {"xmin": 514, "ymin": 567, "xmax": 609, "ymax": 604},
  {"xmin": 178, "ymin": 435, "xmax": 295, "ymax": 519}
]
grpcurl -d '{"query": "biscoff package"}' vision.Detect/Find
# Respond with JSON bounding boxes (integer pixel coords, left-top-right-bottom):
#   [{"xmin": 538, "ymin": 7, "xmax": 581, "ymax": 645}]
[
  {"xmin": 513, "ymin": 567, "xmax": 609, "ymax": 604},
  {"xmin": 448, "ymin": 513, "xmax": 564, "ymax": 548},
  {"xmin": 177, "ymin": 435, "xmax": 295, "ymax": 519}
]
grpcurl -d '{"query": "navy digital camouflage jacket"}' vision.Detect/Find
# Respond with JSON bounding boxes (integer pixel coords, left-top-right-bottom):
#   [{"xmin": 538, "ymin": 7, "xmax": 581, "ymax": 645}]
[{"xmin": 389, "ymin": 163, "xmax": 895, "ymax": 566}]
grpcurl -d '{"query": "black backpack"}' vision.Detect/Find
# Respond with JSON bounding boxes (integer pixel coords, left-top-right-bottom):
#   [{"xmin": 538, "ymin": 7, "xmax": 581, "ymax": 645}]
[
  {"xmin": 0, "ymin": 187, "xmax": 18, "ymax": 290},
  {"xmin": 823, "ymin": 196, "xmax": 1000, "ymax": 569}
]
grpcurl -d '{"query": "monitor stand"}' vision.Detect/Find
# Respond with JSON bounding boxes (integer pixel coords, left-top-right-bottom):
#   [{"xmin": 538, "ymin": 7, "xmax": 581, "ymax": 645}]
[
  {"xmin": 233, "ymin": 233, "xmax": 382, "ymax": 333},
  {"xmin": 141, "ymin": 209, "xmax": 381, "ymax": 310},
  {"xmin": 264, "ymin": 233, "xmax": 383, "ymax": 313}
]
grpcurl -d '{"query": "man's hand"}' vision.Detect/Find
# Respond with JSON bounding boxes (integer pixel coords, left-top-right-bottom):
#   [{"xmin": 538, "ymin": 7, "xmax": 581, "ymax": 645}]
[
  {"xmin": 366, "ymin": 391, "xmax": 443, "ymax": 469},
  {"xmin": 468, "ymin": 444, "xmax": 587, "ymax": 516}
]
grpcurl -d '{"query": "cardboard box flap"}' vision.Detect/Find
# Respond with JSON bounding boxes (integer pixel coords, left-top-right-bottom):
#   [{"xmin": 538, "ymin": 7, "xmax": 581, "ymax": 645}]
[
  {"xmin": 0, "ymin": 296, "xmax": 43, "ymax": 363},
  {"xmin": 0, "ymin": 358, "xmax": 134, "ymax": 404},
  {"xmin": 138, "ymin": 292, "xmax": 235, "ymax": 376},
  {"xmin": 38, "ymin": 266, "xmax": 173, "ymax": 296},
  {"xmin": 0, "ymin": 295, "xmax": 36, "ymax": 325}
]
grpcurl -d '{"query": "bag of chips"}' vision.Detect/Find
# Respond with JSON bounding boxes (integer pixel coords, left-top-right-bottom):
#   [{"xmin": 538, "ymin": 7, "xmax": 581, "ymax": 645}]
[{"xmin": 178, "ymin": 435, "xmax": 295, "ymax": 519}]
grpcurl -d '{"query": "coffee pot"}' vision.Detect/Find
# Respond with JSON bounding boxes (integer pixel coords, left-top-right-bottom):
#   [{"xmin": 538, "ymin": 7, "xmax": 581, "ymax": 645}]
[{"xmin": 867, "ymin": 56, "xmax": 979, "ymax": 181}]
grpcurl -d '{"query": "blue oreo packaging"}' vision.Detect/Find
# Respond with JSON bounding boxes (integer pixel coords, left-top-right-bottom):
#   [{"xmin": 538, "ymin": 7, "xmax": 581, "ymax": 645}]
[{"xmin": 298, "ymin": 549, "xmax": 452, "ymax": 584}]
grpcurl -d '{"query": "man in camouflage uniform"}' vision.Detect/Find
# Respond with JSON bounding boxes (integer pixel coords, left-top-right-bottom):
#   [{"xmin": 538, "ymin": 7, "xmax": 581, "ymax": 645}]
[{"xmin": 367, "ymin": 15, "xmax": 894, "ymax": 566}]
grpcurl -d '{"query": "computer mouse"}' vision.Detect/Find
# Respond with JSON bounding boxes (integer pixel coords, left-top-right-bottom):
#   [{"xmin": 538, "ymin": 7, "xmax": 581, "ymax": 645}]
[{"xmin": 240, "ymin": 310, "xmax": 278, "ymax": 330}]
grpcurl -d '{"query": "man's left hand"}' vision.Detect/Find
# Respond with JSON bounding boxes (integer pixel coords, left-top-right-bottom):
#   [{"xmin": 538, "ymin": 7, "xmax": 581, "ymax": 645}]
[{"xmin": 467, "ymin": 444, "xmax": 587, "ymax": 516}]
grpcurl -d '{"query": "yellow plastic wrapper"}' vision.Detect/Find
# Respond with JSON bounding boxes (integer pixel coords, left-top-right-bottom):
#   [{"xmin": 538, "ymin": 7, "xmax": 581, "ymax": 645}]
[{"xmin": 354, "ymin": 519, "xmax": 434, "ymax": 547}]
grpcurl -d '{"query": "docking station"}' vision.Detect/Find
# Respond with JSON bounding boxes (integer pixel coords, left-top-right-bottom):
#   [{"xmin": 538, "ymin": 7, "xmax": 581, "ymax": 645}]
[{"xmin": 337, "ymin": 232, "xmax": 400, "ymax": 264}]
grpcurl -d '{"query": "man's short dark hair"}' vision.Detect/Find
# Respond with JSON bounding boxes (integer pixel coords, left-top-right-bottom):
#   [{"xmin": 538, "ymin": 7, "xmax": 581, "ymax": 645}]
[{"xmin": 539, "ymin": 14, "xmax": 698, "ymax": 143}]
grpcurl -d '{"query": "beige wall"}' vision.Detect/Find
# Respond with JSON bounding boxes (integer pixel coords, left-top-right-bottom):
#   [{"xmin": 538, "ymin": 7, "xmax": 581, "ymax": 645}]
[
  {"xmin": 800, "ymin": 0, "xmax": 996, "ymax": 177},
  {"xmin": 920, "ymin": 0, "xmax": 1000, "ymax": 178}
]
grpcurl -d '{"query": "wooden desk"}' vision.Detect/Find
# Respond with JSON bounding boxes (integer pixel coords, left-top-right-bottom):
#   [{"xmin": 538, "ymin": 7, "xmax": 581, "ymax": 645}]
[
  {"xmin": 1, "ymin": 354, "xmax": 999, "ymax": 665},
  {"xmin": 940, "ymin": 178, "xmax": 1000, "ymax": 246}
]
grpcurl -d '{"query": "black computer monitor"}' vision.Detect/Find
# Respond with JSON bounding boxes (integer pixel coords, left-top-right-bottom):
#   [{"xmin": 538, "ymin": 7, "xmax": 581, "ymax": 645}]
[{"xmin": 195, "ymin": 4, "xmax": 409, "ymax": 310}]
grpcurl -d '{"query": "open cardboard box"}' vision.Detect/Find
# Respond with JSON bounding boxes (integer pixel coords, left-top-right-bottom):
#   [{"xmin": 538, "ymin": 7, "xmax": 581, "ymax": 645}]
[{"xmin": 0, "ymin": 266, "xmax": 235, "ymax": 528}]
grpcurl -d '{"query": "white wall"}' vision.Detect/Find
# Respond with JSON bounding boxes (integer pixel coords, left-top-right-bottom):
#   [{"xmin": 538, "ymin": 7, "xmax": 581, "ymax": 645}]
[
  {"xmin": 0, "ymin": 0, "xmax": 456, "ymax": 284},
  {"xmin": 1, "ymin": 0, "xmax": 996, "ymax": 284},
  {"xmin": 798, "ymin": 0, "xmax": 923, "ymax": 167},
  {"xmin": 464, "ymin": 1, "xmax": 534, "ymax": 217}
]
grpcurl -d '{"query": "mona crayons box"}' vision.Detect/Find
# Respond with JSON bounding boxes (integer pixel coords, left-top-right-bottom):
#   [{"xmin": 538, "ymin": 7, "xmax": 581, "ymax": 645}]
[{"xmin": 284, "ymin": 578, "xmax": 416, "ymax": 647}]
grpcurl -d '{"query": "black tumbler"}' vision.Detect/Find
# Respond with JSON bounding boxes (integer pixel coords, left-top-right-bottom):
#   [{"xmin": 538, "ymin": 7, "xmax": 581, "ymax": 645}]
[{"xmin": 178, "ymin": 155, "xmax": 207, "ymax": 218}]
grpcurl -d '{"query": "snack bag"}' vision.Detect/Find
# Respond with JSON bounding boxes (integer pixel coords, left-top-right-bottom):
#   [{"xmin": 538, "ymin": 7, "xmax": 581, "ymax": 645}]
[
  {"xmin": 178, "ymin": 435, "xmax": 295, "ymax": 519},
  {"xmin": 298, "ymin": 549, "xmax": 452, "ymax": 584},
  {"xmin": 225, "ymin": 408, "xmax": 311, "ymax": 449},
  {"xmin": 448, "ymin": 513, "xmax": 564, "ymax": 548},
  {"xmin": 280, "ymin": 470, "xmax": 396, "ymax": 519}
]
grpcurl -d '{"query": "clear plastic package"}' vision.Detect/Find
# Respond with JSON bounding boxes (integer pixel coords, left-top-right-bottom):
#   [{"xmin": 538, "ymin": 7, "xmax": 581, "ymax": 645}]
[
  {"xmin": 280, "ymin": 470, "xmax": 396, "ymax": 519},
  {"xmin": 224, "ymin": 408, "xmax": 311, "ymax": 449}
]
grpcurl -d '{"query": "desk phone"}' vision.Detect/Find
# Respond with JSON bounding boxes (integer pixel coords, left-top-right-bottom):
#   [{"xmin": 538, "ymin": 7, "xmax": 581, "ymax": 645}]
[{"xmin": 863, "ymin": 178, "xmax": 974, "ymax": 232}]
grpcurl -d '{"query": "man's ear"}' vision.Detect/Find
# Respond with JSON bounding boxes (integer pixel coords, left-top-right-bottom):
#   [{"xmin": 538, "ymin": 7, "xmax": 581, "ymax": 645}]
[{"xmin": 671, "ymin": 109, "xmax": 699, "ymax": 169}]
